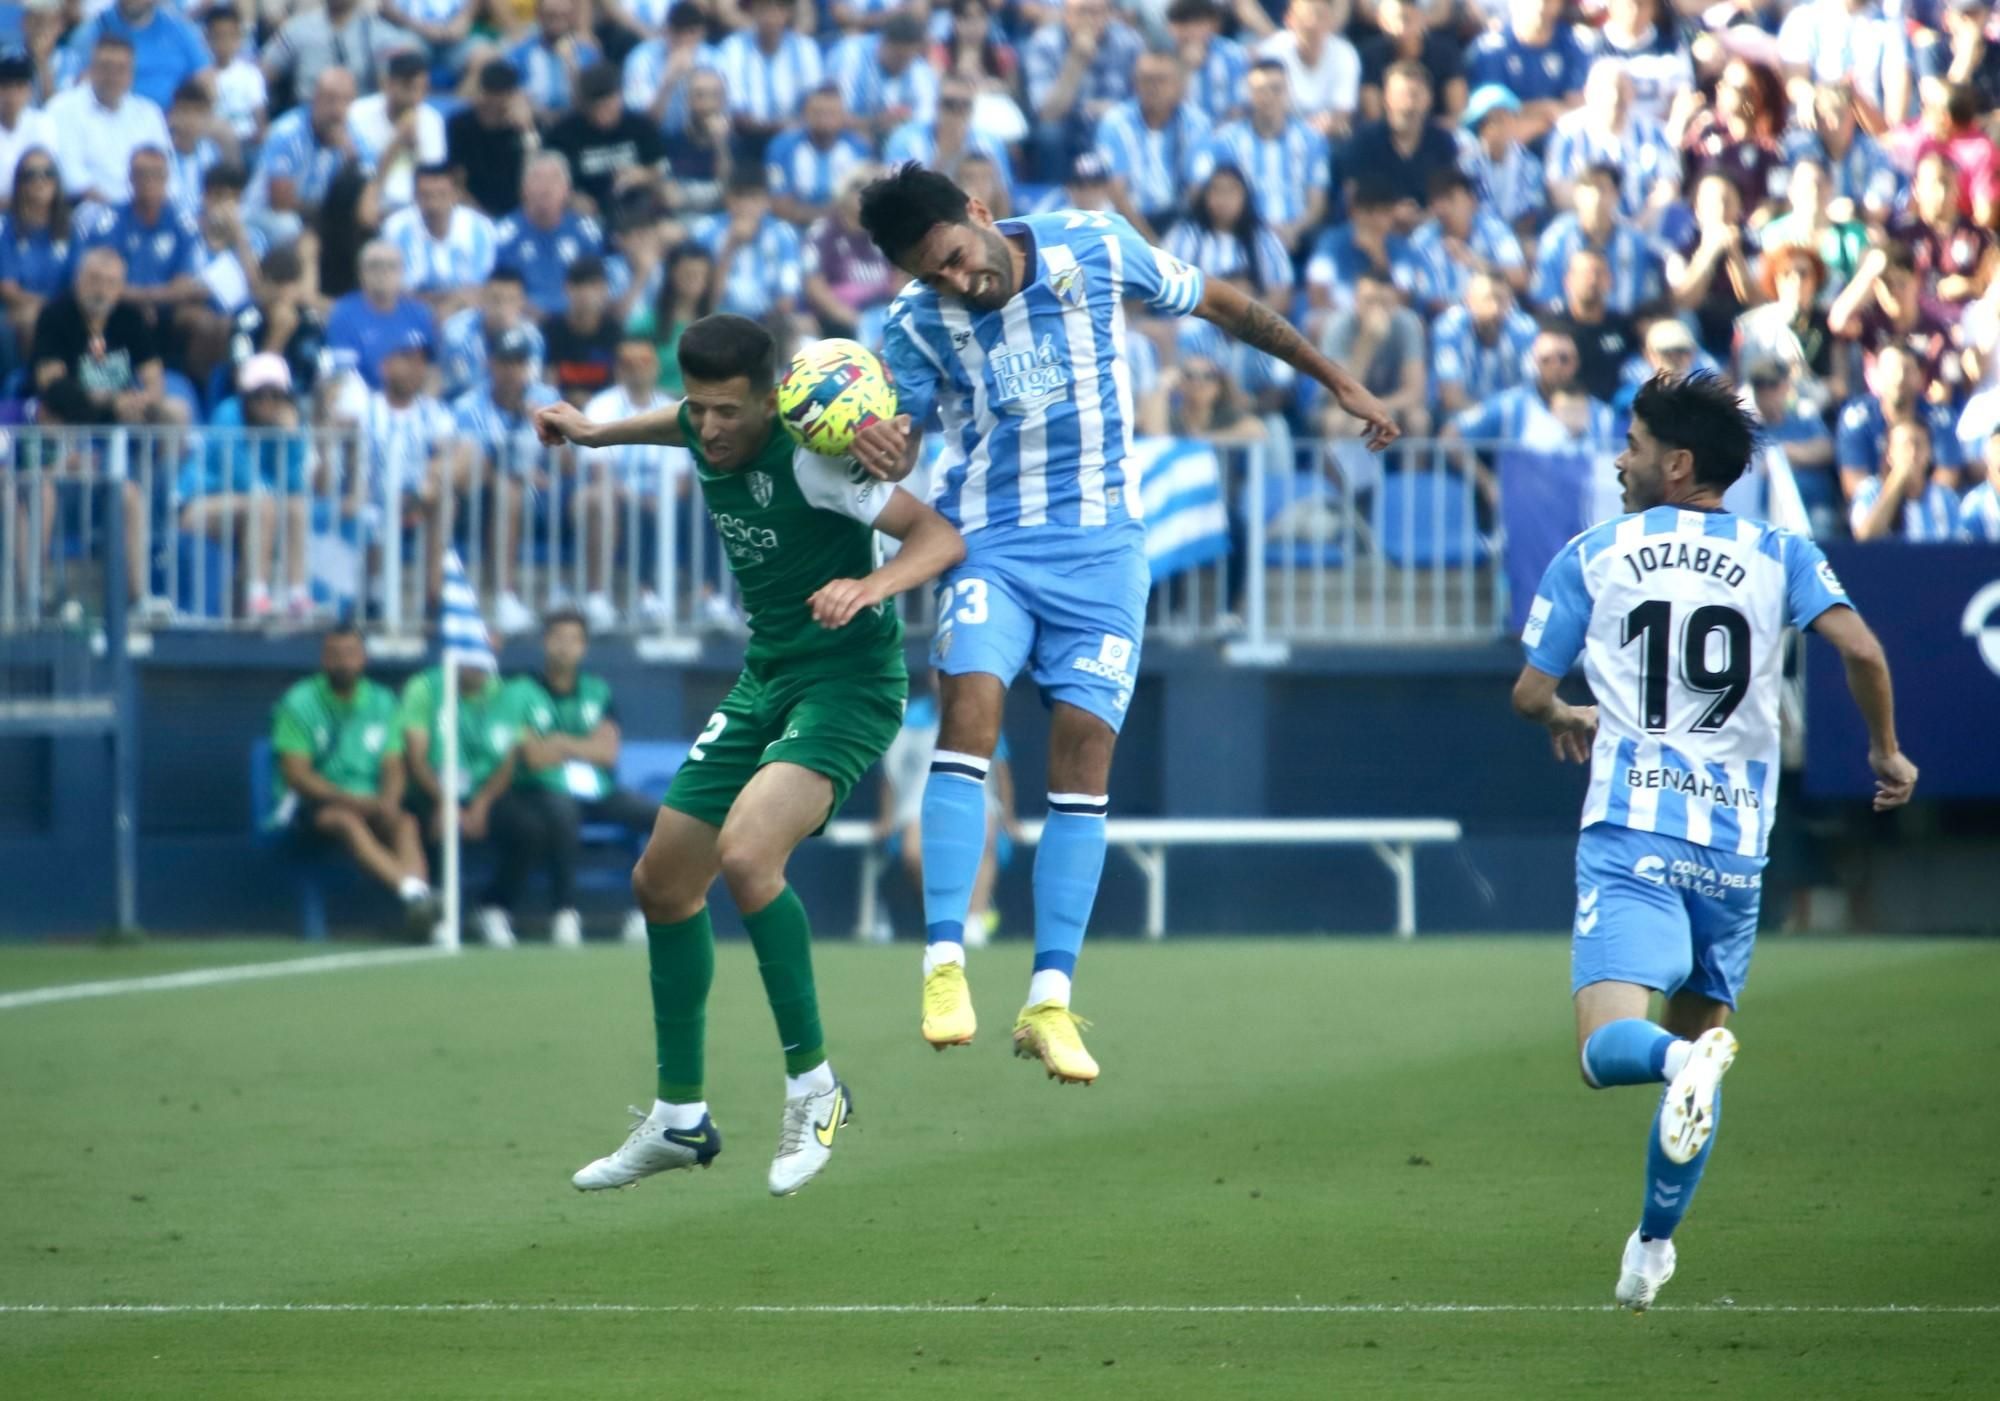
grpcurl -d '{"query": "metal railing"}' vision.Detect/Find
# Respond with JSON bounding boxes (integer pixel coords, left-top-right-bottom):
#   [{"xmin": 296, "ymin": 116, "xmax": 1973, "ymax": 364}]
[{"xmin": 2, "ymin": 428, "xmax": 1512, "ymax": 649}]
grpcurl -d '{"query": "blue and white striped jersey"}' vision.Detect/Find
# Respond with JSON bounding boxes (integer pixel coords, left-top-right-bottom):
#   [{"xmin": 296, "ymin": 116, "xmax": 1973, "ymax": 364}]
[
  {"xmin": 1456, "ymin": 130, "xmax": 1547, "ymax": 228},
  {"xmin": 882, "ymin": 210, "xmax": 1206, "ymax": 539},
  {"xmin": 363, "ymin": 390, "xmax": 456, "ymax": 506},
  {"xmin": 1959, "ymin": 481, "xmax": 2000, "ymax": 541},
  {"xmin": 1778, "ymin": 128, "xmax": 1904, "ymax": 219},
  {"xmin": 764, "ymin": 127, "xmax": 875, "ymax": 208},
  {"xmin": 1543, "ymin": 109, "xmax": 1680, "ymax": 219},
  {"xmin": 1183, "ymin": 34, "xmax": 1251, "ymax": 124},
  {"xmin": 622, "ymin": 0, "xmax": 676, "ymax": 30},
  {"xmin": 710, "ymin": 30, "xmax": 824, "ymax": 126},
  {"xmin": 1202, "ymin": 118, "xmax": 1328, "ymax": 229},
  {"xmin": 688, "ymin": 212, "xmax": 802, "ymax": 318},
  {"xmin": 1429, "ymin": 304, "xmax": 1539, "ymax": 407},
  {"xmin": 383, "ymin": 204, "xmax": 499, "ymax": 297},
  {"xmin": 583, "ymin": 383, "xmax": 690, "ymax": 493},
  {"xmin": 1529, "ymin": 213, "xmax": 1662, "ymax": 316},
  {"xmin": 1848, "ymin": 477, "xmax": 1961, "ymax": 540},
  {"xmin": 1163, "ymin": 222, "xmax": 1293, "ymax": 298},
  {"xmin": 1524, "ymin": 507, "xmax": 1852, "ymax": 857},
  {"xmin": 440, "ymin": 310, "xmax": 546, "ymax": 399},
  {"xmin": 622, "ymin": 40, "xmax": 720, "ymax": 133},
  {"xmin": 247, "ymin": 108, "xmax": 357, "ymax": 214},
  {"xmin": 881, "ymin": 120, "xmax": 1015, "ymax": 195},
  {"xmin": 510, "ymin": 34, "xmax": 606, "ymax": 112},
  {"xmin": 1402, "ymin": 212, "xmax": 1525, "ymax": 312},
  {"xmin": 451, "ymin": 382, "xmax": 561, "ymax": 477},
  {"xmin": 166, "ymin": 138, "xmax": 220, "ymax": 224},
  {"xmin": 827, "ymin": 35, "xmax": 938, "ymax": 125},
  {"xmin": 1094, "ymin": 101, "xmax": 1213, "ymax": 220}
]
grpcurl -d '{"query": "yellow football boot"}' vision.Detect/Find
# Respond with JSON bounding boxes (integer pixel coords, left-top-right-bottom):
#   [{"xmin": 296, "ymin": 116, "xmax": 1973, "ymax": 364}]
[
  {"xmin": 921, "ymin": 962, "xmax": 977, "ymax": 1049},
  {"xmin": 1011, "ymin": 1001, "xmax": 1099, "ymax": 1084}
]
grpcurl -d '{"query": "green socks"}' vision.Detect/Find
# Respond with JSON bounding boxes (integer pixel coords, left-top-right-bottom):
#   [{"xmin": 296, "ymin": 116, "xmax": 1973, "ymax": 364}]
[
  {"xmin": 742, "ymin": 885, "xmax": 826, "ymax": 1076},
  {"xmin": 647, "ymin": 910, "xmax": 715, "ymax": 1104}
]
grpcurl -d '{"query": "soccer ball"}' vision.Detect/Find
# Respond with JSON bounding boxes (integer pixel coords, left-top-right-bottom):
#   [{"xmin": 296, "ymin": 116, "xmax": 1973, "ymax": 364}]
[{"xmin": 777, "ymin": 339, "xmax": 897, "ymax": 458}]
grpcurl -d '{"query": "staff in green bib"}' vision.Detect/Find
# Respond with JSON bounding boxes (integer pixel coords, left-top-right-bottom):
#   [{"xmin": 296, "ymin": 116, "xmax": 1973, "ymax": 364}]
[
  {"xmin": 506, "ymin": 608, "xmax": 660, "ymax": 948},
  {"xmin": 270, "ymin": 623, "xmax": 436, "ymax": 933},
  {"xmin": 534, "ymin": 313, "xmax": 966, "ymax": 1198}
]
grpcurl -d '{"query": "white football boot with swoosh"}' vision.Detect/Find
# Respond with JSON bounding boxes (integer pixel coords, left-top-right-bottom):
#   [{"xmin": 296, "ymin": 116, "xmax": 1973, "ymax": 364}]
[{"xmin": 768, "ymin": 1080, "xmax": 852, "ymax": 1197}]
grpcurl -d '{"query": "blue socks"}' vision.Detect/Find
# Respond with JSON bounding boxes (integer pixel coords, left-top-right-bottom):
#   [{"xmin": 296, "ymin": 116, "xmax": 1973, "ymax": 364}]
[
  {"xmin": 921, "ymin": 751, "xmax": 989, "ymax": 953},
  {"xmin": 1582, "ymin": 1018, "xmax": 1681, "ymax": 1088},
  {"xmin": 1031, "ymin": 795, "xmax": 1109, "ymax": 989},
  {"xmin": 1641, "ymin": 1088, "xmax": 1719, "ymax": 1241}
]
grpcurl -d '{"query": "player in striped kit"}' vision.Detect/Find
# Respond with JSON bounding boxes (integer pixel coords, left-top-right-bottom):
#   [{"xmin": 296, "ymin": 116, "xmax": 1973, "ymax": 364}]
[
  {"xmin": 1512, "ymin": 374, "xmax": 1919, "ymax": 1311},
  {"xmin": 853, "ymin": 163, "xmax": 1396, "ymax": 1081}
]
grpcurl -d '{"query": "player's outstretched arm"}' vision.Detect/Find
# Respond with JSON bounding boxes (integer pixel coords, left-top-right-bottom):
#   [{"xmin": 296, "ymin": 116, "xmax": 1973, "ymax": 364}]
[
  {"xmin": 1811, "ymin": 605, "xmax": 1918, "ymax": 811},
  {"xmin": 1192, "ymin": 277, "xmax": 1401, "ymax": 451},
  {"xmin": 534, "ymin": 399, "xmax": 688, "ymax": 450},
  {"xmin": 1511, "ymin": 665, "xmax": 1598, "ymax": 765},
  {"xmin": 850, "ymin": 413, "xmax": 922, "ymax": 482},
  {"xmin": 807, "ymin": 489, "xmax": 966, "ymax": 629}
]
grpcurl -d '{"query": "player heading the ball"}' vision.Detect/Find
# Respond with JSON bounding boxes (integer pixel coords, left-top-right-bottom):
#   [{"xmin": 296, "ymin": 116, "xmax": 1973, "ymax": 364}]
[{"xmin": 535, "ymin": 314, "xmax": 966, "ymax": 1199}]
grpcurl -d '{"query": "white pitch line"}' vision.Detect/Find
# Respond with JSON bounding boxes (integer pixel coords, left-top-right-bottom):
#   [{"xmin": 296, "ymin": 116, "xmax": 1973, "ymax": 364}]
[
  {"xmin": 2, "ymin": 1303, "xmax": 1995, "ymax": 1317},
  {"xmin": 0, "ymin": 947, "xmax": 454, "ymax": 1012}
]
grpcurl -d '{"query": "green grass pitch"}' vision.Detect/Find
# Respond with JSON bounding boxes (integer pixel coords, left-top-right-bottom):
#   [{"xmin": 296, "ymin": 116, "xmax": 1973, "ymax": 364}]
[{"xmin": 2, "ymin": 935, "xmax": 1996, "ymax": 1400}]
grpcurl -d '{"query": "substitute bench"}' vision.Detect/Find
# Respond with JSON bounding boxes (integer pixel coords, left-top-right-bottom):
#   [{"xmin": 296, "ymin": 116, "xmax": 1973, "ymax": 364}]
[{"xmin": 823, "ymin": 817, "xmax": 1465, "ymax": 941}]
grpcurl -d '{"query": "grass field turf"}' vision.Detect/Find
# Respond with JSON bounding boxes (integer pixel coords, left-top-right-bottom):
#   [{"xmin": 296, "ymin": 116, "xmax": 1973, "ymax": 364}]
[{"xmin": 1, "ymin": 936, "xmax": 1995, "ymax": 1400}]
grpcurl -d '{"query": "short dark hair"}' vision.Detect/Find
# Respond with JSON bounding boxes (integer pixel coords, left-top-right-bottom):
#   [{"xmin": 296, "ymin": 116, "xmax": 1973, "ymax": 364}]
[
  {"xmin": 488, "ymin": 266, "xmax": 527, "ymax": 289},
  {"xmin": 203, "ymin": 5, "xmax": 240, "ymax": 24},
  {"xmin": 93, "ymin": 33, "xmax": 135, "ymax": 55},
  {"xmin": 1166, "ymin": 0, "xmax": 1222, "ymax": 22},
  {"xmin": 1249, "ymin": 58, "xmax": 1289, "ymax": 80},
  {"xmin": 324, "ymin": 620, "xmax": 364, "ymax": 644},
  {"xmin": 677, "ymin": 313, "xmax": 777, "ymax": 390},
  {"xmin": 858, "ymin": 161, "xmax": 971, "ymax": 267},
  {"xmin": 1427, "ymin": 168, "xmax": 1474, "ymax": 203},
  {"xmin": 1349, "ymin": 177, "xmax": 1399, "ymax": 212},
  {"xmin": 565, "ymin": 255, "xmax": 608, "ymax": 286},
  {"xmin": 415, "ymin": 161, "xmax": 453, "ymax": 183},
  {"xmin": 171, "ymin": 78, "xmax": 210, "ymax": 107},
  {"xmin": 1630, "ymin": 372, "xmax": 1758, "ymax": 493},
  {"xmin": 543, "ymin": 607, "xmax": 588, "ymax": 638},
  {"xmin": 202, "ymin": 162, "xmax": 248, "ymax": 195},
  {"xmin": 1581, "ymin": 162, "xmax": 1621, "ymax": 191},
  {"xmin": 726, "ymin": 166, "xmax": 770, "ymax": 197}
]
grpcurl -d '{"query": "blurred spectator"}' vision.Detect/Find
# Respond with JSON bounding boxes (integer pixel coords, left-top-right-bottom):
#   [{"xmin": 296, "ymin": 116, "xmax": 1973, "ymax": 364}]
[
  {"xmin": 1744, "ymin": 357, "xmax": 1840, "ymax": 537},
  {"xmin": 1678, "ymin": 58, "xmax": 1787, "ymax": 219},
  {"xmin": 1341, "ymin": 61, "xmax": 1459, "ymax": 227},
  {"xmin": 1757, "ymin": 157, "xmax": 1868, "ymax": 294},
  {"xmin": 1401, "ymin": 168, "xmax": 1526, "ymax": 319},
  {"xmin": 1887, "ymin": 150, "xmax": 1998, "ymax": 315},
  {"xmin": 1319, "ymin": 265, "xmax": 1428, "ymax": 437},
  {"xmin": 955, "ymin": 149, "xmax": 1013, "ymax": 219},
  {"xmin": 1933, "ymin": 0, "xmax": 2000, "ymax": 115},
  {"xmin": 229, "ymin": 244, "xmax": 327, "ymax": 403},
  {"xmin": 549, "ymin": 62, "xmax": 669, "ymax": 218},
  {"xmin": 1207, "ymin": 58, "xmax": 1327, "ymax": 253},
  {"xmin": 1736, "ymin": 244, "xmax": 1839, "ymax": 414},
  {"xmin": 1304, "ymin": 179, "xmax": 1405, "ymax": 327},
  {"xmin": 378, "ymin": 0, "xmax": 478, "ymax": 81},
  {"xmin": 886, "ymin": 75, "xmax": 1015, "ymax": 198},
  {"xmin": 1592, "ymin": 0, "xmax": 1691, "ymax": 125},
  {"xmin": 1028, "ymin": 148, "xmax": 1116, "ymax": 213},
  {"xmin": 1776, "ymin": 0, "xmax": 1912, "ymax": 126},
  {"xmin": 660, "ymin": 67, "xmax": 733, "ymax": 218},
  {"xmin": 449, "ymin": 323, "xmax": 560, "ymax": 634},
  {"xmin": 191, "ymin": 166, "xmax": 264, "ymax": 356},
  {"xmin": 1849, "ymin": 418, "xmax": 1960, "ymax": 540},
  {"xmin": 64, "ymin": 0, "xmax": 210, "ymax": 113},
  {"xmin": 1887, "ymin": 79, "xmax": 2000, "ymax": 227},
  {"xmin": 495, "ymin": 153, "xmax": 607, "ymax": 320},
  {"xmin": 349, "ymin": 50, "xmax": 447, "ymax": 217},
  {"xmin": 513, "ymin": 0, "xmax": 604, "ymax": 120},
  {"xmin": 0, "ymin": 48, "xmax": 55, "ymax": 205},
  {"xmin": 1960, "ymin": 431, "xmax": 2000, "ymax": 541},
  {"xmin": 1429, "ymin": 270, "xmax": 1538, "ymax": 416},
  {"xmin": 359, "ymin": 330, "xmax": 457, "ymax": 603},
  {"xmin": 1176, "ymin": 300, "xmax": 1295, "ymax": 410},
  {"xmin": 1664, "ymin": 173, "xmax": 1754, "ymax": 362},
  {"xmin": 1530, "ymin": 163, "xmax": 1663, "ymax": 317},
  {"xmin": 73, "ymin": 146, "xmax": 205, "ymax": 337},
  {"xmin": 765, "ymin": 84, "xmax": 872, "ymax": 227},
  {"xmin": 833, "ymin": 11, "xmax": 939, "ymax": 138},
  {"xmin": 246, "ymin": 68, "xmax": 360, "ymax": 249},
  {"xmin": 1167, "ymin": 0, "xmax": 1248, "ymax": 125},
  {"xmin": 688, "ymin": 168, "xmax": 802, "ymax": 321},
  {"xmin": 629, "ymin": 241, "xmax": 716, "ymax": 395},
  {"xmin": 164, "ymin": 80, "xmax": 228, "ymax": 224},
  {"xmin": 0, "ymin": 146, "xmax": 69, "ymax": 363},
  {"xmin": 578, "ymin": 336, "xmax": 687, "ymax": 624},
  {"xmin": 602, "ymin": 200, "xmax": 669, "ymax": 325},
  {"xmin": 262, "ymin": 0, "xmax": 419, "ymax": 103},
  {"xmin": 270, "ymin": 624, "xmax": 432, "ymax": 925},
  {"xmin": 1256, "ymin": 0, "xmax": 1359, "ymax": 139},
  {"xmin": 1780, "ymin": 81, "xmax": 1904, "ymax": 226},
  {"xmin": 183, "ymin": 352, "xmax": 311, "ymax": 619},
  {"xmin": 804, "ymin": 163, "xmax": 897, "ymax": 340},
  {"xmin": 1166, "ymin": 162, "xmax": 1293, "ymax": 300},
  {"xmin": 1455, "ymin": 83, "xmax": 1545, "ymax": 232},
  {"xmin": 1149, "ymin": 346, "xmax": 1266, "ymax": 440},
  {"xmin": 1612, "ymin": 316, "xmax": 1702, "ymax": 421},
  {"xmin": 329, "ymin": 239, "xmax": 440, "ymax": 389},
  {"xmin": 1464, "ymin": 0, "xmax": 1591, "ymax": 145},
  {"xmin": 202, "ymin": 6, "xmax": 268, "ymax": 148},
  {"xmin": 384, "ymin": 163, "xmax": 499, "ymax": 315},
  {"xmin": 1093, "ymin": 49, "xmax": 1211, "ymax": 240},
  {"xmin": 1546, "ymin": 62, "xmax": 1678, "ymax": 223},
  {"xmin": 1358, "ymin": 0, "xmax": 1464, "ymax": 125},
  {"xmin": 1547, "ymin": 247, "xmax": 1640, "ymax": 402},
  {"xmin": 441, "ymin": 267, "xmax": 545, "ymax": 399},
  {"xmin": 1835, "ymin": 343, "xmax": 1966, "ymax": 496},
  {"xmin": 1828, "ymin": 243, "xmax": 1966, "ymax": 393},
  {"xmin": 1024, "ymin": 0, "xmax": 1143, "ymax": 179},
  {"xmin": 48, "ymin": 34, "xmax": 170, "ymax": 206},
  {"xmin": 621, "ymin": 1, "xmax": 714, "ymax": 140},
  {"xmin": 712, "ymin": 0, "xmax": 826, "ymax": 153},
  {"xmin": 545, "ymin": 256, "xmax": 619, "ymax": 404},
  {"xmin": 449, "ymin": 60, "xmax": 535, "ymax": 219},
  {"xmin": 1442, "ymin": 327, "xmax": 1610, "ymax": 514}
]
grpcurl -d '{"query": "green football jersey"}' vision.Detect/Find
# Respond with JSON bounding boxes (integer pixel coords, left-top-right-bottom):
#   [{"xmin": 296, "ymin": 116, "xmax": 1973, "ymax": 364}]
[
  {"xmin": 684, "ymin": 406, "xmax": 902, "ymax": 673},
  {"xmin": 270, "ymin": 675, "xmax": 402, "ymax": 815},
  {"xmin": 509, "ymin": 671, "xmax": 617, "ymax": 798},
  {"xmin": 396, "ymin": 667, "xmax": 520, "ymax": 799}
]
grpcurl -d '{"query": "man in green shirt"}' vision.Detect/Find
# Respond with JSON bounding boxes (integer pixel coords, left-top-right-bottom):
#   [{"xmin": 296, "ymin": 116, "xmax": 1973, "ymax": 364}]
[
  {"xmin": 397, "ymin": 653, "xmax": 535, "ymax": 949},
  {"xmin": 535, "ymin": 313, "xmax": 964, "ymax": 1198},
  {"xmin": 271, "ymin": 623, "xmax": 435, "ymax": 932},
  {"xmin": 507, "ymin": 608, "xmax": 659, "ymax": 948}
]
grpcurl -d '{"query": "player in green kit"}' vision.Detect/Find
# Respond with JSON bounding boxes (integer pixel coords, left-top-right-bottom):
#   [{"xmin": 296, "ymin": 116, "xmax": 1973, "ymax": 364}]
[{"xmin": 534, "ymin": 314, "xmax": 965, "ymax": 1197}]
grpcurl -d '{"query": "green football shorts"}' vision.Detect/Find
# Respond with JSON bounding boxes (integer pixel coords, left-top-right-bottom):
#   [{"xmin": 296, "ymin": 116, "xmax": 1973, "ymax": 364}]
[{"xmin": 664, "ymin": 663, "xmax": 907, "ymax": 832}]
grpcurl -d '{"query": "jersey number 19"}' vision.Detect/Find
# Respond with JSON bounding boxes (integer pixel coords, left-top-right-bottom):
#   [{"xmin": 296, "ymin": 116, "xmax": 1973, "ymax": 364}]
[{"xmin": 1621, "ymin": 601, "xmax": 1751, "ymax": 734}]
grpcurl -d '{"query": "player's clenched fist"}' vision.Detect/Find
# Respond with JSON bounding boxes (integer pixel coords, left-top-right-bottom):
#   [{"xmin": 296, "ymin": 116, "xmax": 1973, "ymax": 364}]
[
  {"xmin": 808, "ymin": 577, "xmax": 886, "ymax": 629},
  {"xmin": 849, "ymin": 414, "xmax": 913, "ymax": 481},
  {"xmin": 535, "ymin": 402, "xmax": 594, "ymax": 448}
]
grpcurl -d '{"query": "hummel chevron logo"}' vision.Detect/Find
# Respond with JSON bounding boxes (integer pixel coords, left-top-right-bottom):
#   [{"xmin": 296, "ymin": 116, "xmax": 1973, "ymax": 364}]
[
  {"xmin": 1577, "ymin": 910, "xmax": 1600, "ymax": 936},
  {"xmin": 1578, "ymin": 887, "xmax": 1600, "ymax": 914}
]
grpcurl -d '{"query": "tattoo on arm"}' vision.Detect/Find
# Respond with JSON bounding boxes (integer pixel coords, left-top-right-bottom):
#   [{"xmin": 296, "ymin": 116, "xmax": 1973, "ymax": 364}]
[{"xmin": 1231, "ymin": 297, "xmax": 1316, "ymax": 365}]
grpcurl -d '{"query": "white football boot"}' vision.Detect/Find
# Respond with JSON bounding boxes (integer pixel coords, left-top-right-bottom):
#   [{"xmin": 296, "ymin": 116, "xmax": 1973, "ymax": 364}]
[
  {"xmin": 620, "ymin": 910, "xmax": 648, "ymax": 945},
  {"xmin": 551, "ymin": 909, "xmax": 583, "ymax": 948},
  {"xmin": 572, "ymin": 1104, "xmax": 723, "ymax": 1190},
  {"xmin": 768, "ymin": 1080, "xmax": 852, "ymax": 1197},
  {"xmin": 477, "ymin": 906, "xmax": 517, "ymax": 949},
  {"xmin": 1660, "ymin": 1027, "xmax": 1737, "ymax": 1165},
  {"xmin": 1614, "ymin": 1230, "xmax": 1677, "ymax": 1312}
]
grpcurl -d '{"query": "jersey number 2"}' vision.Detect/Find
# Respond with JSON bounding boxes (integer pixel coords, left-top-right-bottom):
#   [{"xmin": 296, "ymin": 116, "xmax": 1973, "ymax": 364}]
[
  {"xmin": 1622, "ymin": 601, "xmax": 1751, "ymax": 733},
  {"xmin": 688, "ymin": 711, "xmax": 727, "ymax": 762}
]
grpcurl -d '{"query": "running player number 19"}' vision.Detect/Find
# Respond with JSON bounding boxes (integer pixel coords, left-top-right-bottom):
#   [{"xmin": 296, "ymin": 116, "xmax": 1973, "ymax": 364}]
[{"xmin": 1621, "ymin": 601, "xmax": 1752, "ymax": 734}]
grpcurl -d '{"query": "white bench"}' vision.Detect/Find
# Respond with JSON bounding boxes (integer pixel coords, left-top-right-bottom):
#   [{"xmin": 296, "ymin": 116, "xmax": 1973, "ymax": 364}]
[{"xmin": 822, "ymin": 817, "xmax": 1464, "ymax": 941}]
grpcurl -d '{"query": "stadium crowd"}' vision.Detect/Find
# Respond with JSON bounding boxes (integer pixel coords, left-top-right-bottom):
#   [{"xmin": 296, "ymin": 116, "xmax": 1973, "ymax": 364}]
[{"xmin": 6, "ymin": 0, "xmax": 2000, "ymax": 631}]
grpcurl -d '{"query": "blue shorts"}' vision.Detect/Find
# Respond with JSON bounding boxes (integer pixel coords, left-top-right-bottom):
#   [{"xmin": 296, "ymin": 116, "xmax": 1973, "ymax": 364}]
[
  {"xmin": 928, "ymin": 530, "xmax": 1149, "ymax": 733},
  {"xmin": 1571, "ymin": 824, "xmax": 1767, "ymax": 1008}
]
